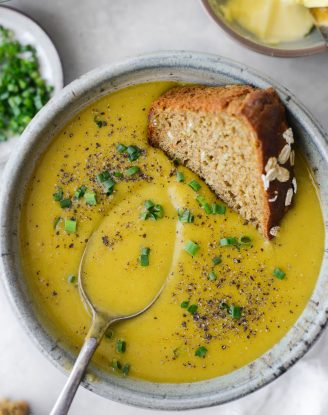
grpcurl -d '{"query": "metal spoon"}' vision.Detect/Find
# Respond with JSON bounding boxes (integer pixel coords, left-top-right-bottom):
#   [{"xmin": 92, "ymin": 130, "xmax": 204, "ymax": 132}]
[{"xmin": 50, "ymin": 223, "xmax": 167, "ymax": 415}]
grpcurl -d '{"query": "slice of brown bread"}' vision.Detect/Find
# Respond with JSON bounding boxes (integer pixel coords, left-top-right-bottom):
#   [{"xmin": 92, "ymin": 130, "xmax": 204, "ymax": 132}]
[{"xmin": 148, "ymin": 85, "xmax": 296, "ymax": 239}]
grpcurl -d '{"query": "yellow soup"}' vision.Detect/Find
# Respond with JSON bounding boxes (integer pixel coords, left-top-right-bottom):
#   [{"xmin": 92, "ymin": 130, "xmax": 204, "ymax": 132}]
[{"xmin": 20, "ymin": 82, "xmax": 324, "ymax": 383}]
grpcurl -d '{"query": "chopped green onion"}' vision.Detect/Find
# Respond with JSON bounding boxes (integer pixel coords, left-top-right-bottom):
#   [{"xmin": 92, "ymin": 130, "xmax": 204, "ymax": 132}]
[
  {"xmin": 176, "ymin": 171, "xmax": 185, "ymax": 182},
  {"xmin": 112, "ymin": 358, "xmax": 121, "ymax": 370},
  {"xmin": 212, "ymin": 204, "xmax": 226, "ymax": 215},
  {"xmin": 74, "ymin": 185, "xmax": 87, "ymax": 199},
  {"xmin": 116, "ymin": 143, "xmax": 127, "ymax": 153},
  {"xmin": 125, "ymin": 166, "xmax": 140, "ymax": 176},
  {"xmin": 140, "ymin": 200, "xmax": 164, "ymax": 220},
  {"xmin": 221, "ymin": 302, "xmax": 230, "ymax": 311},
  {"xmin": 0, "ymin": 26, "xmax": 53, "ymax": 141},
  {"xmin": 97, "ymin": 171, "xmax": 115, "ymax": 195},
  {"xmin": 113, "ymin": 171, "xmax": 123, "ymax": 178},
  {"xmin": 141, "ymin": 247, "xmax": 150, "ymax": 256},
  {"xmin": 229, "ymin": 305, "xmax": 242, "ymax": 319},
  {"xmin": 105, "ymin": 329, "xmax": 113, "ymax": 339},
  {"xmin": 139, "ymin": 247, "xmax": 150, "ymax": 266},
  {"xmin": 64, "ymin": 219, "xmax": 77, "ymax": 234},
  {"xmin": 183, "ymin": 240, "xmax": 199, "ymax": 256},
  {"xmin": 116, "ymin": 339, "xmax": 126, "ymax": 353},
  {"xmin": 53, "ymin": 216, "xmax": 61, "ymax": 229},
  {"xmin": 102, "ymin": 179, "xmax": 115, "ymax": 195},
  {"xmin": 208, "ymin": 271, "xmax": 217, "ymax": 281},
  {"xmin": 212, "ymin": 256, "xmax": 222, "ymax": 265},
  {"xmin": 122, "ymin": 363, "xmax": 130, "ymax": 376},
  {"xmin": 144, "ymin": 200, "xmax": 154, "ymax": 209},
  {"xmin": 195, "ymin": 346, "xmax": 207, "ymax": 358},
  {"xmin": 60, "ymin": 198, "xmax": 71, "ymax": 209},
  {"xmin": 126, "ymin": 145, "xmax": 141, "ymax": 161},
  {"xmin": 178, "ymin": 208, "xmax": 194, "ymax": 223},
  {"xmin": 53, "ymin": 188, "xmax": 63, "ymax": 201},
  {"xmin": 239, "ymin": 235, "xmax": 252, "ymax": 246},
  {"xmin": 67, "ymin": 275, "xmax": 76, "ymax": 284},
  {"xmin": 180, "ymin": 300, "xmax": 189, "ymax": 309},
  {"xmin": 188, "ymin": 179, "xmax": 201, "ymax": 192},
  {"xmin": 203, "ymin": 203, "xmax": 211, "ymax": 214},
  {"xmin": 220, "ymin": 237, "xmax": 238, "ymax": 246},
  {"xmin": 84, "ymin": 192, "xmax": 97, "ymax": 206},
  {"xmin": 196, "ymin": 195, "xmax": 211, "ymax": 214},
  {"xmin": 96, "ymin": 170, "xmax": 111, "ymax": 183},
  {"xmin": 94, "ymin": 115, "xmax": 106, "ymax": 128},
  {"xmin": 188, "ymin": 304, "xmax": 198, "ymax": 314},
  {"xmin": 273, "ymin": 267, "xmax": 286, "ymax": 280}
]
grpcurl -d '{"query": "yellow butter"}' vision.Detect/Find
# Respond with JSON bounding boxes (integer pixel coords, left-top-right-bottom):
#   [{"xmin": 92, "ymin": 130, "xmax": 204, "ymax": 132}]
[{"xmin": 222, "ymin": 0, "xmax": 314, "ymax": 43}]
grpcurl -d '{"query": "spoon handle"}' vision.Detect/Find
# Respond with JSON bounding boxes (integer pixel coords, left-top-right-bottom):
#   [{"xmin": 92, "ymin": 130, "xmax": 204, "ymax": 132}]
[{"xmin": 49, "ymin": 336, "xmax": 98, "ymax": 415}]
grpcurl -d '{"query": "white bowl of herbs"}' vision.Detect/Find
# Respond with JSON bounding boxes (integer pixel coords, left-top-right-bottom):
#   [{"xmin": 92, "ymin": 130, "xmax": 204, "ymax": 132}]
[{"xmin": 0, "ymin": 6, "xmax": 63, "ymax": 166}]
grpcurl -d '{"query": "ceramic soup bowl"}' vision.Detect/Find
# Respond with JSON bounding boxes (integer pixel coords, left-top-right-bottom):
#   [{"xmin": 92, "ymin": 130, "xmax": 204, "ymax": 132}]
[{"xmin": 1, "ymin": 51, "xmax": 328, "ymax": 410}]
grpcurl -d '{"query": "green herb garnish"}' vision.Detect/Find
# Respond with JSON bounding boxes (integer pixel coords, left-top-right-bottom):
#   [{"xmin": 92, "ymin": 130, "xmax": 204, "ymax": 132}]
[
  {"xmin": 116, "ymin": 339, "xmax": 126, "ymax": 353},
  {"xmin": 125, "ymin": 166, "xmax": 140, "ymax": 176},
  {"xmin": 105, "ymin": 329, "xmax": 113, "ymax": 339},
  {"xmin": 126, "ymin": 145, "xmax": 141, "ymax": 161},
  {"xmin": 188, "ymin": 304, "xmax": 198, "ymax": 314},
  {"xmin": 183, "ymin": 240, "xmax": 199, "ymax": 256},
  {"xmin": 188, "ymin": 179, "xmax": 201, "ymax": 192},
  {"xmin": 53, "ymin": 216, "xmax": 61, "ymax": 229},
  {"xmin": 229, "ymin": 305, "xmax": 242, "ymax": 319},
  {"xmin": 64, "ymin": 219, "xmax": 77, "ymax": 234},
  {"xmin": 116, "ymin": 143, "xmax": 127, "ymax": 153},
  {"xmin": 180, "ymin": 300, "xmax": 189, "ymax": 309},
  {"xmin": 96, "ymin": 170, "xmax": 115, "ymax": 195},
  {"xmin": 219, "ymin": 237, "xmax": 238, "ymax": 247},
  {"xmin": 208, "ymin": 271, "xmax": 217, "ymax": 281},
  {"xmin": 176, "ymin": 171, "xmax": 185, "ymax": 182},
  {"xmin": 112, "ymin": 358, "xmax": 121, "ymax": 370},
  {"xmin": 0, "ymin": 25, "xmax": 53, "ymax": 141},
  {"xmin": 122, "ymin": 363, "xmax": 130, "ymax": 376},
  {"xmin": 196, "ymin": 195, "xmax": 211, "ymax": 214},
  {"xmin": 195, "ymin": 346, "xmax": 207, "ymax": 358},
  {"xmin": 74, "ymin": 185, "xmax": 87, "ymax": 199},
  {"xmin": 238, "ymin": 236, "xmax": 252, "ymax": 246},
  {"xmin": 212, "ymin": 256, "xmax": 222, "ymax": 265},
  {"xmin": 67, "ymin": 275, "xmax": 76, "ymax": 284},
  {"xmin": 178, "ymin": 208, "xmax": 194, "ymax": 223},
  {"xmin": 113, "ymin": 171, "xmax": 123, "ymax": 178},
  {"xmin": 60, "ymin": 198, "xmax": 71, "ymax": 209},
  {"xmin": 53, "ymin": 187, "xmax": 63, "ymax": 201},
  {"xmin": 140, "ymin": 200, "xmax": 164, "ymax": 220},
  {"xmin": 84, "ymin": 191, "xmax": 97, "ymax": 206},
  {"xmin": 211, "ymin": 204, "xmax": 226, "ymax": 214},
  {"xmin": 273, "ymin": 267, "xmax": 286, "ymax": 280},
  {"xmin": 139, "ymin": 247, "xmax": 150, "ymax": 267}
]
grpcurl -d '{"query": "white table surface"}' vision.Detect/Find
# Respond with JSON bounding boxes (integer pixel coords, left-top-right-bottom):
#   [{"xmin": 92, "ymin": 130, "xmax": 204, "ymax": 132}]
[{"xmin": 1, "ymin": 1, "xmax": 328, "ymax": 414}]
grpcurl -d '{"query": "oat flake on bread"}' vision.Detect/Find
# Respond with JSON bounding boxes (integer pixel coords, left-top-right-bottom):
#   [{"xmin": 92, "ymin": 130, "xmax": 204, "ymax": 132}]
[{"xmin": 148, "ymin": 85, "xmax": 295, "ymax": 239}]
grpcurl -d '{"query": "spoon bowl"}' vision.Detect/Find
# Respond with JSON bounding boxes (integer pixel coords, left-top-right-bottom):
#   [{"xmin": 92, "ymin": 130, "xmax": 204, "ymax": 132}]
[{"xmin": 49, "ymin": 216, "xmax": 168, "ymax": 415}]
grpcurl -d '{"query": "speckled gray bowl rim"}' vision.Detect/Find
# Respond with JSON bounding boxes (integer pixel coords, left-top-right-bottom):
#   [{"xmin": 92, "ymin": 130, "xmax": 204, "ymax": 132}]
[
  {"xmin": 201, "ymin": 0, "xmax": 327, "ymax": 57},
  {"xmin": 1, "ymin": 51, "xmax": 328, "ymax": 411}
]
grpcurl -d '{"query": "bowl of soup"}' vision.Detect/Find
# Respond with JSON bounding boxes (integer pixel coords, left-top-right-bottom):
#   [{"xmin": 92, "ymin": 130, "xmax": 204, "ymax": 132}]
[{"xmin": 1, "ymin": 51, "xmax": 328, "ymax": 410}]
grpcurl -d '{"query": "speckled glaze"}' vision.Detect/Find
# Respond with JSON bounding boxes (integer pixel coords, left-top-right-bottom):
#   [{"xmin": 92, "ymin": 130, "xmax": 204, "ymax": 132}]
[
  {"xmin": 202, "ymin": 0, "xmax": 327, "ymax": 57},
  {"xmin": 1, "ymin": 52, "xmax": 328, "ymax": 410}
]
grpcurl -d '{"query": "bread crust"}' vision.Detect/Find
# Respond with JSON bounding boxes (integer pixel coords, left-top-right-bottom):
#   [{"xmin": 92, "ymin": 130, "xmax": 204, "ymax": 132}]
[{"xmin": 148, "ymin": 85, "xmax": 295, "ymax": 239}]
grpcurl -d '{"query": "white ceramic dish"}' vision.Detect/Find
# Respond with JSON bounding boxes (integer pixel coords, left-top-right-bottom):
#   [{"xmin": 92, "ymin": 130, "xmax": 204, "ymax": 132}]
[{"xmin": 0, "ymin": 6, "xmax": 63, "ymax": 166}]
